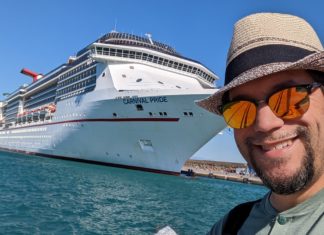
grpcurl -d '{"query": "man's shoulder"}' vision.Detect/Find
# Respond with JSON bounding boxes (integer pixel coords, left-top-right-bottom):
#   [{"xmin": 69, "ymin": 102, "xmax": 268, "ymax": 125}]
[
  {"xmin": 223, "ymin": 199, "xmax": 262, "ymax": 234},
  {"xmin": 207, "ymin": 199, "xmax": 262, "ymax": 235}
]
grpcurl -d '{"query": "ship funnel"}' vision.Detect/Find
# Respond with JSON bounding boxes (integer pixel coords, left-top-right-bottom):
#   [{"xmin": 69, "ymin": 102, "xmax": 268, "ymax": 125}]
[{"xmin": 20, "ymin": 68, "xmax": 43, "ymax": 82}]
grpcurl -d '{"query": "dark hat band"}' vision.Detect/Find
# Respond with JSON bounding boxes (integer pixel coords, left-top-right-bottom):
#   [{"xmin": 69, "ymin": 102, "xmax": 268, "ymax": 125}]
[{"xmin": 225, "ymin": 44, "xmax": 315, "ymax": 85}]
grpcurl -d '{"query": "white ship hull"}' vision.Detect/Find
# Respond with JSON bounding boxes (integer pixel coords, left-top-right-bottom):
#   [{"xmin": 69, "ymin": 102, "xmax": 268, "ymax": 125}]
[{"xmin": 0, "ymin": 89, "xmax": 225, "ymax": 174}]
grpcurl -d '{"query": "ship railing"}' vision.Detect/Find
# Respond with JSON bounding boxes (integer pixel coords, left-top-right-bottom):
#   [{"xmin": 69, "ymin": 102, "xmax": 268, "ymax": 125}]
[
  {"xmin": 99, "ymin": 32, "xmax": 179, "ymax": 56},
  {"xmin": 90, "ymin": 44, "xmax": 217, "ymax": 87}
]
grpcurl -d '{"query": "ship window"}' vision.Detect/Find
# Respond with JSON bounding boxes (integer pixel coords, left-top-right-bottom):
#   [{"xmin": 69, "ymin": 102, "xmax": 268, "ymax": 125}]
[
  {"xmin": 122, "ymin": 74, "xmax": 126, "ymax": 78},
  {"xmin": 184, "ymin": 112, "xmax": 188, "ymax": 116},
  {"xmin": 129, "ymin": 66, "xmax": 134, "ymax": 69},
  {"xmin": 189, "ymin": 112, "xmax": 193, "ymax": 116},
  {"xmin": 176, "ymin": 85, "xmax": 181, "ymax": 89},
  {"xmin": 135, "ymin": 52, "xmax": 142, "ymax": 59},
  {"xmin": 178, "ymin": 63, "xmax": 183, "ymax": 70},
  {"xmin": 102, "ymin": 72, "xmax": 105, "ymax": 77},
  {"xmin": 123, "ymin": 50, "xmax": 129, "ymax": 57},
  {"xmin": 103, "ymin": 48, "xmax": 109, "ymax": 55},
  {"xmin": 159, "ymin": 112, "xmax": 163, "ymax": 116},
  {"xmin": 96, "ymin": 47, "xmax": 103, "ymax": 54},
  {"xmin": 136, "ymin": 78, "xmax": 142, "ymax": 82},
  {"xmin": 163, "ymin": 112, "xmax": 167, "ymax": 116},
  {"xmin": 149, "ymin": 112, "xmax": 153, "ymax": 116},
  {"xmin": 110, "ymin": 48, "xmax": 116, "ymax": 56},
  {"xmin": 136, "ymin": 104, "xmax": 144, "ymax": 111},
  {"xmin": 113, "ymin": 113, "xmax": 117, "ymax": 117}
]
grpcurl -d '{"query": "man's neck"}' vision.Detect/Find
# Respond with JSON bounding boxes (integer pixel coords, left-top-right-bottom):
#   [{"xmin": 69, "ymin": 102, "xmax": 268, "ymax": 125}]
[{"xmin": 269, "ymin": 174, "xmax": 324, "ymax": 212}]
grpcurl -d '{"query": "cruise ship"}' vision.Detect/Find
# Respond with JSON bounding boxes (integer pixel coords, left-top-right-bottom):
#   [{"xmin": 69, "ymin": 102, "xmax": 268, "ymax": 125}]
[{"xmin": 0, "ymin": 32, "xmax": 226, "ymax": 175}]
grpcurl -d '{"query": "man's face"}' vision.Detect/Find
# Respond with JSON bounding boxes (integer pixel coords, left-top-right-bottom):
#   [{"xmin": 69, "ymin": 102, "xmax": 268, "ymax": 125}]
[{"xmin": 230, "ymin": 70, "xmax": 324, "ymax": 194}]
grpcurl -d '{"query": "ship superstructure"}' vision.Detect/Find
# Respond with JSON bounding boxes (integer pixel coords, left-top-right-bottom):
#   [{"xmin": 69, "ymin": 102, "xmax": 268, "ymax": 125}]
[{"xmin": 0, "ymin": 32, "xmax": 226, "ymax": 174}]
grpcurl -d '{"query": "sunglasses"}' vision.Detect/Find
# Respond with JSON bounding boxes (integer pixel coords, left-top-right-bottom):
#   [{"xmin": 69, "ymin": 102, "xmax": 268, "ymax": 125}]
[{"xmin": 219, "ymin": 82, "xmax": 322, "ymax": 129}]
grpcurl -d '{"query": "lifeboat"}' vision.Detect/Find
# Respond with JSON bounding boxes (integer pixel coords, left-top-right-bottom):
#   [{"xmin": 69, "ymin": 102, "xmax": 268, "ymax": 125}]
[
  {"xmin": 47, "ymin": 104, "xmax": 56, "ymax": 113},
  {"xmin": 27, "ymin": 112, "xmax": 32, "ymax": 122}
]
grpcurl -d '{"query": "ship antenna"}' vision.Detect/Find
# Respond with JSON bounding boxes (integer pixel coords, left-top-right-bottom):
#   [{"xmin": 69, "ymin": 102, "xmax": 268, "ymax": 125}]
[
  {"xmin": 110, "ymin": 19, "xmax": 118, "ymax": 33},
  {"xmin": 114, "ymin": 19, "xmax": 117, "ymax": 32},
  {"xmin": 145, "ymin": 33, "xmax": 154, "ymax": 45}
]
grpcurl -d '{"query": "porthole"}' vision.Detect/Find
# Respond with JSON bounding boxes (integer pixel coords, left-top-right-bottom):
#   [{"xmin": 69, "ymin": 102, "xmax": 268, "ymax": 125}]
[{"xmin": 136, "ymin": 104, "xmax": 144, "ymax": 111}]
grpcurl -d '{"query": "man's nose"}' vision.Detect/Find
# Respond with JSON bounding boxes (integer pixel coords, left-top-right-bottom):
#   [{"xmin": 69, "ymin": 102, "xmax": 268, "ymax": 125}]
[{"xmin": 253, "ymin": 104, "xmax": 284, "ymax": 132}]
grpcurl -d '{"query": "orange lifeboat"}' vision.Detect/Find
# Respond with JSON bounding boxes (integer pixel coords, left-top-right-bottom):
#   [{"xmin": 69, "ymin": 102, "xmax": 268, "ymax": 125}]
[{"xmin": 47, "ymin": 104, "xmax": 56, "ymax": 113}]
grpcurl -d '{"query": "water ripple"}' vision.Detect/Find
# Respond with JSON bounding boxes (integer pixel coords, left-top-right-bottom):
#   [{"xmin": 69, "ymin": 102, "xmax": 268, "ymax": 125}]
[{"xmin": 0, "ymin": 152, "xmax": 267, "ymax": 234}]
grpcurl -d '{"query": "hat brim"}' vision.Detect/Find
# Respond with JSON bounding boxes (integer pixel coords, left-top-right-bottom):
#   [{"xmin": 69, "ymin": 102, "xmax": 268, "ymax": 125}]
[{"xmin": 196, "ymin": 51, "xmax": 324, "ymax": 115}]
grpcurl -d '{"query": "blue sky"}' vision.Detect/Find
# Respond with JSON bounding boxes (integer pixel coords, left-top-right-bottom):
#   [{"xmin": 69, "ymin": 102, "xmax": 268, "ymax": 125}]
[{"xmin": 1, "ymin": 0, "xmax": 323, "ymax": 163}]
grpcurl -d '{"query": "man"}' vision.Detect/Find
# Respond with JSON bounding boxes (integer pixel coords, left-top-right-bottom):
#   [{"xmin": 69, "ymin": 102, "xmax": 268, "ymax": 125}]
[{"xmin": 197, "ymin": 13, "xmax": 324, "ymax": 234}]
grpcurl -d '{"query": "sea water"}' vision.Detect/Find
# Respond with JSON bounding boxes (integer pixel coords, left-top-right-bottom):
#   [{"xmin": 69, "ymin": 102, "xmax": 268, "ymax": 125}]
[{"xmin": 0, "ymin": 151, "xmax": 267, "ymax": 235}]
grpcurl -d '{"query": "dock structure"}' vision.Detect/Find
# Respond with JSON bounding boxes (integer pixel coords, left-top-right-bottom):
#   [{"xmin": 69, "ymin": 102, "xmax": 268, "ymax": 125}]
[{"xmin": 182, "ymin": 160, "xmax": 263, "ymax": 185}]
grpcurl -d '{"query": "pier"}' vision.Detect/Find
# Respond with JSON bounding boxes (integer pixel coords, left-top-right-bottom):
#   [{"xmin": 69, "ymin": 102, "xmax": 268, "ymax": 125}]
[{"xmin": 182, "ymin": 160, "xmax": 263, "ymax": 185}]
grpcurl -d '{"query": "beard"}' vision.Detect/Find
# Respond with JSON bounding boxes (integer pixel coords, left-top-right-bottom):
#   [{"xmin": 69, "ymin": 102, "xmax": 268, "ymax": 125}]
[{"xmin": 249, "ymin": 126, "xmax": 315, "ymax": 195}]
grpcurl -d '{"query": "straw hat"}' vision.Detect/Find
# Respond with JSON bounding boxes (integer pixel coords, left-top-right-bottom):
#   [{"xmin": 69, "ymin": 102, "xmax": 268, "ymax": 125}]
[{"xmin": 197, "ymin": 12, "xmax": 324, "ymax": 115}]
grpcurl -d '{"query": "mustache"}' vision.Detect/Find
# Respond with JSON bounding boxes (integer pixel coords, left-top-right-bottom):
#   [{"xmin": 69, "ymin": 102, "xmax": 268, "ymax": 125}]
[{"xmin": 245, "ymin": 126, "xmax": 309, "ymax": 146}]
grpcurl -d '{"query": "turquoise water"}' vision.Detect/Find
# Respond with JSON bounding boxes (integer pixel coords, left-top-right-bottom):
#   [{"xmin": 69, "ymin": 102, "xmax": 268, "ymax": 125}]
[{"xmin": 0, "ymin": 151, "xmax": 267, "ymax": 234}]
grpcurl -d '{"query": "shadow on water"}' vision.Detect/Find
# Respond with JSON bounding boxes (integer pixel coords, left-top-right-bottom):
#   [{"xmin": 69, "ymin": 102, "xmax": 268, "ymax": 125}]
[{"xmin": 0, "ymin": 152, "xmax": 267, "ymax": 234}]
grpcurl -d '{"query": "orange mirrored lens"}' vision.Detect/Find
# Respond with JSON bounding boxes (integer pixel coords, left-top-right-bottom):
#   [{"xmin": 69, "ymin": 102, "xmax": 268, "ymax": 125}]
[
  {"xmin": 268, "ymin": 86, "xmax": 310, "ymax": 119},
  {"xmin": 222, "ymin": 101, "xmax": 256, "ymax": 128},
  {"xmin": 222, "ymin": 85, "xmax": 314, "ymax": 129}
]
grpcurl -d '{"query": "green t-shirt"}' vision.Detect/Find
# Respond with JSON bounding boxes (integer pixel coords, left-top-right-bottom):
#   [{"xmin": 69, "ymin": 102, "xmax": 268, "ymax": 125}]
[{"xmin": 208, "ymin": 189, "xmax": 324, "ymax": 234}]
